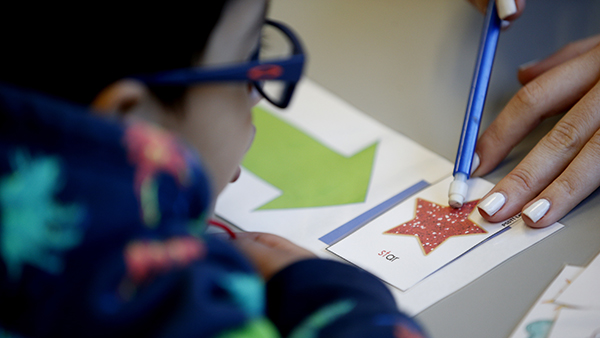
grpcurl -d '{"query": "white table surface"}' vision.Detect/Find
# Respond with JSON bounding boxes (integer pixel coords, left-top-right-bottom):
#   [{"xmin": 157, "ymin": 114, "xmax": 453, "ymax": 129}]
[{"xmin": 268, "ymin": 1, "xmax": 600, "ymax": 337}]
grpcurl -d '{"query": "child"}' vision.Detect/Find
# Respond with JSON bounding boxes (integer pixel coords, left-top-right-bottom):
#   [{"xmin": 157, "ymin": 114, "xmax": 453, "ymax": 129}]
[{"xmin": 0, "ymin": 1, "xmax": 428, "ymax": 337}]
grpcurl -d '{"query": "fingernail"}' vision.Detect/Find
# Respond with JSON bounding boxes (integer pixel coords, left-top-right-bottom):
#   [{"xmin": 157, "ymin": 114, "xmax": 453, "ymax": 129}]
[
  {"xmin": 496, "ymin": 0, "xmax": 517, "ymax": 20},
  {"xmin": 523, "ymin": 199, "xmax": 550, "ymax": 223},
  {"xmin": 478, "ymin": 192, "xmax": 506, "ymax": 216},
  {"xmin": 501, "ymin": 20, "xmax": 511, "ymax": 29},
  {"xmin": 518, "ymin": 59, "xmax": 540, "ymax": 72},
  {"xmin": 470, "ymin": 153, "xmax": 481, "ymax": 175}
]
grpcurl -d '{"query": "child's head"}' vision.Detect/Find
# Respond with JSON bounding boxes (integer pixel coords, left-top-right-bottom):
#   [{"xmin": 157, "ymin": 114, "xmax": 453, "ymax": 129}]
[{"xmin": 1, "ymin": 0, "xmax": 272, "ymax": 195}]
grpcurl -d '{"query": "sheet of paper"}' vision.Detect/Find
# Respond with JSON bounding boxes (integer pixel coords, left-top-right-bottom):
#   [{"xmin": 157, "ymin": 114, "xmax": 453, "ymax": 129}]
[
  {"xmin": 327, "ymin": 177, "xmax": 507, "ymax": 291},
  {"xmin": 215, "ymin": 79, "xmax": 452, "ymax": 255},
  {"xmin": 555, "ymin": 251, "xmax": 600, "ymax": 310},
  {"xmin": 215, "ymin": 79, "xmax": 565, "ymax": 315},
  {"xmin": 547, "ymin": 308, "xmax": 600, "ymax": 338},
  {"xmin": 390, "ymin": 216, "xmax": 563, "ymax": 316},
  {"xmin": 509, "ymin": 265, "xmax": 584, "ymax": 338}
]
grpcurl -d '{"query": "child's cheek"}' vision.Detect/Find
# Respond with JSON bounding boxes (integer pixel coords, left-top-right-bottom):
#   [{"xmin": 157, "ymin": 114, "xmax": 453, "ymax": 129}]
[
  {"xmin": 249, "ymin": 86, "xmax": 262, "ymax": 107},
  {"xmin": 230, "ymin": 166, "xmax": 241, "ymax": 183},
  {"xmin": 246, "ymin": 124, "xmax": 256, "ymax": 152},
  {"xmin": 231, "ymin": 125, "xmax": 255, "ymax": 184}
]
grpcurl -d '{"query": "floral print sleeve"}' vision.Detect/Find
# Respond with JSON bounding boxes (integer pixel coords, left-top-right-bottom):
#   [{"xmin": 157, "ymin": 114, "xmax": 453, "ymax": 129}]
[{"xmin": 0, "ymin": 84, "xmax": 428, "ymax": 337}]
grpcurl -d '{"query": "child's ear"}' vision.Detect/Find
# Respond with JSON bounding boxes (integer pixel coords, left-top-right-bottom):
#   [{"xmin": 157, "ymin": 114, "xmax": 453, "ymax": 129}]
[{"xmin": 91, "ymin": 79, "xmax": 149, "ymax": 117}]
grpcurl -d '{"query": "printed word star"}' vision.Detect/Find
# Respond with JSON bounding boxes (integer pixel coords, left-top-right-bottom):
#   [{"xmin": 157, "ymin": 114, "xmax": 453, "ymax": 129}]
[{"xmin": 384, "ymin": 198, "xmax": 485, "ymax": 255}]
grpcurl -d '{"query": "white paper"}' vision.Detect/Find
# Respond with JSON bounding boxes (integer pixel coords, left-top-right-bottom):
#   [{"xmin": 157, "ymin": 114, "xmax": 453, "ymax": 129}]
[
  {"xmin": 547, "ymin": 308, "xmax": 600, "ymax": 338},
  {"xmin": 216, "ymin": 79, "xmax": 452, "ymax": 255},
  {"xmin": 509, "ymin": 265, "xmax": 584, "ymax": 338},
  {"xmin": 555, "ymin": 251, "xmax": 600, "ymax": 310},
  {"xmin": 327, "ymin": 177, "xmax": 506, "ymax": 291},
  {"xmin": 215, "ymin": 79, "xmax": 564, "ymax": 315},
  {"xmin": 390, "ymin": 216, "xmax": 563, "ymax": 316}
]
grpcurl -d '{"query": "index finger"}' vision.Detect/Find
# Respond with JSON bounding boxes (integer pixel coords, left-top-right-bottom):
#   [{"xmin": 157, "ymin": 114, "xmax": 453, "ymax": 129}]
[
  {"xmin": 473, "ymin": 44, "xmax": 600, "ymax": 179},
  {"xmin": 476, "ymin": 45, "xmax": 600, "ymax": 223},
  {"xmin": 466, "ymin": 0, "xmax": 526, "ymax": 20}
]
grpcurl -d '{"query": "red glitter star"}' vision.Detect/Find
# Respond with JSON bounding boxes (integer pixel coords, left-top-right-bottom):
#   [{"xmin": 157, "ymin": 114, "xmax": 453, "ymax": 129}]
[{"xmin": 383, "ymin": 198, "xmax": 485, "ymax": 255}]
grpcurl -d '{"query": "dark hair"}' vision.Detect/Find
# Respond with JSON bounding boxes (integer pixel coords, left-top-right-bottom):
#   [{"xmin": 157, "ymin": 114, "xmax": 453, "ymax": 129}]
[{"xmin": 0, "ymin": 3, "xmax": 229, "ymax": 106}]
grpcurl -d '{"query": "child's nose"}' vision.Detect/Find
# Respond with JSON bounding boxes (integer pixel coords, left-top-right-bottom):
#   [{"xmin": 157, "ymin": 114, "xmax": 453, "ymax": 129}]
[{"xmin": 248, "ymin": 85, "xmax": 262, "ymax": 107}]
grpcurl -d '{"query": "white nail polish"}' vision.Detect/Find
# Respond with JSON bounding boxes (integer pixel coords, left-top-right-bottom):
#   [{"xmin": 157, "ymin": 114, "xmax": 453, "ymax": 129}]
[
  {"xmin": 496, "ymin": 0, "xmax": 517, "ymax": 20},
  {"xmin": 518, "ymin": 59, "xmax": 540, "ymax": 72},
  {"xmin": 470, "ymin": 153, "xmax": 480, "ymax": 175},
  {"xmin": 478, "ymin": 192, "xmax": 506, "ymax": 216},
  {"xmin": 523, "ymin": 199, "xmax": 550, "ymax": 223},
  {"xmin": 501, "ymin": 20, "xmax": 511, "ymax": 29}
]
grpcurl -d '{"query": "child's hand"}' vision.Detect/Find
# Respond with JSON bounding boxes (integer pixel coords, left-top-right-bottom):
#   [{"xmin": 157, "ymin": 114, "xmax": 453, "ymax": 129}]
[{"xmin": 231, "ymin": 232, "xmax": 316, "ymax": 280}]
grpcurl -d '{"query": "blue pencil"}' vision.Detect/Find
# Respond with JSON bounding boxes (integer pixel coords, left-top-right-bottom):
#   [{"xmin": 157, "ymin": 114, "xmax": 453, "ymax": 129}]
[{"xmin": 448, "ymin": 0, "xmax": 501, "ymax": 208}]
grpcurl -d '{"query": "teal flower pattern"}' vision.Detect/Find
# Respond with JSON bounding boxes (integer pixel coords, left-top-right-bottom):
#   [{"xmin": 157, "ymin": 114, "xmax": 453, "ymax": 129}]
[
  {"xmin": 288, "ymin": 300, "xmax": 356, "ymax": 338},
  {"xmin": 0, "ymin": 149, "xmax": 86, "ymax": 281},
  {"xmin": 219, "ymin": 272, "xmax": 266, "ymax": 318}
]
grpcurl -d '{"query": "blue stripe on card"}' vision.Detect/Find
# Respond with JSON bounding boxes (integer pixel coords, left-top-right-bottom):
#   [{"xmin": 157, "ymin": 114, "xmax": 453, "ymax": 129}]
[{"xmin": 319, "ymin": 180, "xmax": 430, "ymax": 245}]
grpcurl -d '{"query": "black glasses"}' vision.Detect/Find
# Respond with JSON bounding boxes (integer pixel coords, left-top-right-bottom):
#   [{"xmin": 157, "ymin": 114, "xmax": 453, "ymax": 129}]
[{"xmin": 134, "ymin": 20, "xmax": 305, "ymax": 108}]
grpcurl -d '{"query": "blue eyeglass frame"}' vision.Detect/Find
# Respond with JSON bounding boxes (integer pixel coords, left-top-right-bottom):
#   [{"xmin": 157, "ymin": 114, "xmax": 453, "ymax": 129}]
[{"xmin": 134, "ymin": 19, "xmax": 305, "ymax": 108}]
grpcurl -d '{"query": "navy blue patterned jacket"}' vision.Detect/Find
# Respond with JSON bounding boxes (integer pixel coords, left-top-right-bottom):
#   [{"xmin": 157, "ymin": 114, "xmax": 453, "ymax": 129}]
[{"xmin": 0, "ymin": 83, "xmax": 427, "ymax": 338}]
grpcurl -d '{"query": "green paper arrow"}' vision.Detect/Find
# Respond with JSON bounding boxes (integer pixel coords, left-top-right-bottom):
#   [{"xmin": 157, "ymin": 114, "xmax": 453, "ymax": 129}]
[{"xmin": 242, "ymin": 107, "xmax": 378, "ymax": 210}]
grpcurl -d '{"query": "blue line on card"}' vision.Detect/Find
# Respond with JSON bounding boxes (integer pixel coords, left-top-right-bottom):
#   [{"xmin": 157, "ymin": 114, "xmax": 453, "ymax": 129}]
[{"xmin": 319, "ymin": 180, "xmax": 430, "ymax": 245}]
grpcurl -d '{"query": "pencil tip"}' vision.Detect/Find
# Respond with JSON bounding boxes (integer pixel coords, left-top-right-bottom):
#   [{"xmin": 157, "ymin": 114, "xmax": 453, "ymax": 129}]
[
  {"xmin": 449, "ymin": 195, "xmax": 464, "ymax": 208},
  {"xmin": 448, "ymin": 174, "xmax": 468, "ymax": 208}
]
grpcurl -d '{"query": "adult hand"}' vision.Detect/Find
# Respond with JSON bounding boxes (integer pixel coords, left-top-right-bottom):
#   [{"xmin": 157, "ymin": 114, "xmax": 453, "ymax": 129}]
[
  {"xmin": 466, "ymin": 0, "xmax": 525, "ymax": 21},
  {"xmin": 231, "ymin": 232, "xmax": 316, "ymax": 280},
  {"xmin": 475, "ymin": 34, "xmax": 600, "ymax": 228}
]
